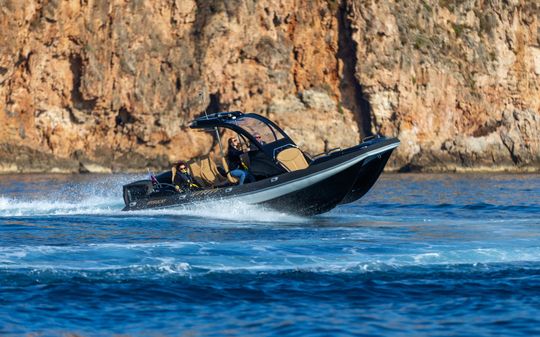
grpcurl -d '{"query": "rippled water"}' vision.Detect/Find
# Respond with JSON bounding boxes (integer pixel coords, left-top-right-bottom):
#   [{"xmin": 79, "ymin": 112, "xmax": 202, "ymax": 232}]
[{"xmin": 1, "ymin": 173, "xmax": 539, "ymax": 336}]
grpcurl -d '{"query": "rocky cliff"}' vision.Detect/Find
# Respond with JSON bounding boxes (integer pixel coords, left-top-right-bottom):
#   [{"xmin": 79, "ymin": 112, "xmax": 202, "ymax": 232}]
[{"xmin": 0, "ymin": 0, "xmax": 538, "ymax": 173}]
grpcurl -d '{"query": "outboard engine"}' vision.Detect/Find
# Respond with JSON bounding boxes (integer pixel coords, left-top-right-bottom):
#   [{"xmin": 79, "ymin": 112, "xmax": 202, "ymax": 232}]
[{"xmin": 123, "ymin": 180, "xmax": 153, "ymax": 206}]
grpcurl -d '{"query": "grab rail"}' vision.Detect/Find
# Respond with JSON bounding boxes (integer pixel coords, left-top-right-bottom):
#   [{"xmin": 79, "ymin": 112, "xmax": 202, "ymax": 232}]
[
  {"xmin": 152, "ymin": 182, "xmax": 180, "ymax": 193},
  {"xmin": 311, "ymin": 147, "xmax": 342, "ymax": 159}
]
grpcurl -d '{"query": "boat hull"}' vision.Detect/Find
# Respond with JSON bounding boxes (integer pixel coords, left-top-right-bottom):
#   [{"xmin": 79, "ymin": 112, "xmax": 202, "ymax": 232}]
[
  {"xmin": 122, "ymin": 138, "xmax": 399, "ymax": 215},
  {"xmin": 258, "ymin": 156, "xmax": 365, "ymax": 215},
  {"xmin": 339, "ymin": 149, "xmax": 393, "ymax": 205}
]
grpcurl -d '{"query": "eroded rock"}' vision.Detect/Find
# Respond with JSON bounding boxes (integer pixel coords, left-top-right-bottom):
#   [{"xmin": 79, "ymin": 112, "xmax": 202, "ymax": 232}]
[{"xmin": 0, "ymin": 0, "xmax": 538, "ymax": 173}]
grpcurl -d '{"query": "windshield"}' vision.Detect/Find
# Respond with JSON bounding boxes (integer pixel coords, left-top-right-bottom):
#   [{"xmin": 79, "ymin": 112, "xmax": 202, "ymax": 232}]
[{"xmin": 227, "ymin": 116, "xmax": 285, "ymax": 145}]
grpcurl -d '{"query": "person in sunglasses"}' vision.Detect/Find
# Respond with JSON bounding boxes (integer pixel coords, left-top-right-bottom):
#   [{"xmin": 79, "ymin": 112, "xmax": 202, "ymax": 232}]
[
  {"xmin": 249, "ymin": 132, "xmax": 266, "ymax": 151},
  {"xmin": 227, "ymin": 137, "xmax": 255, "ymax": 185},
  {"xmin": 254, "ymin": 133, "xmax": 266, "ymax": 145},
  {"xmin": 172, "ymin": 161, "xmax": 200, "ymax": 192}
]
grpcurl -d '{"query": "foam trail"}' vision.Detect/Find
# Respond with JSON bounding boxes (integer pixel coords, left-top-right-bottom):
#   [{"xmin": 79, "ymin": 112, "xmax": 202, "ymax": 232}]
[
  {"xmin": 0, "ymin": 195, "xmax": 305, "ymax": 223},
  {"xmin": 0, "ymin": 174, "xmax": 141, "ymax": 217},
  {"xmin": 0, "ymin": 173, "xmax": 304, "ymax": 221},
  {"xmin": 1, "ymin": 193, "xmax": 304, "ymax": 224},
  {"xmin": 0, "ymin": 195, "xmax": 123, "ymax": 217},
  {"xmin": 128, "ymin": 200, "xmax": 306, "ymax": 223}
]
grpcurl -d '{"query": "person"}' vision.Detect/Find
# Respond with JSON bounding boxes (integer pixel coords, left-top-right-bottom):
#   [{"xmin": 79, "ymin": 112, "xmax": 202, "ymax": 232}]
[
  {"xmin": 171, "ymin": 161, "xmax": 200, "ymax": 192},
  {"xmin": 254, "ymin": 133, "xmax": 265, "ymax": 145},
  {"xmin": 250, "ymin": 132, "xmax": 265, "ymax": 151},
  {"xmin": 227, "ymin": 137, "xmax": 255, "ymax": 185}
]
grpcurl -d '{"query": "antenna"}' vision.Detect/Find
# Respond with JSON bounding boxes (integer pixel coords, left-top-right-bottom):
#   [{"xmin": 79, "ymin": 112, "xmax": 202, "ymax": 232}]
[{"xmin": 200, "ymin": 90, "xmax": 224, "ymax": 156}]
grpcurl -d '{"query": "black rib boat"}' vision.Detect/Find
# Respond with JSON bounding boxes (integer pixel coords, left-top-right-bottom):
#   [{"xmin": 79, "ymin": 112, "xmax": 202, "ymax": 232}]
[{"xmin": 122, "ymin": 111, "xmax": 399, "ymax": 216}]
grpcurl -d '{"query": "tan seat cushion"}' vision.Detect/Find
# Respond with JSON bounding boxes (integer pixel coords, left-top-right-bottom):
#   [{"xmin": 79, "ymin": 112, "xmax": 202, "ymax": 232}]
[
  {"xmin": 200, "ymin": 156, "xmax": 228, "ymax": 186},
  {"xmin": 186, "ymin": 160, "xmax": 205, "ymax": 187},
  {"xmin": 187, "ymin": 155, "xmax": 229, "ymax": 188},
  {"xmin": 276, "ymin": 147, "xmax": 309, "ymax": 172}
]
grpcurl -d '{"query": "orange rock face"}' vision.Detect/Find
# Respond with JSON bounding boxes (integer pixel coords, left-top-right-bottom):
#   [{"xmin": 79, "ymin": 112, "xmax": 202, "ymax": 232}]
[{"xmin": 0, "ymin": 1, "xmax": 538, "ymax": 173}]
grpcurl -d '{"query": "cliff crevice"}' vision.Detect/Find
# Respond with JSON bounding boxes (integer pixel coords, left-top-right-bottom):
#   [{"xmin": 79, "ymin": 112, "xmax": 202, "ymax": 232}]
[{"xmin": 337, "ymin": 0, "xmax": 373, "ymax": 138}]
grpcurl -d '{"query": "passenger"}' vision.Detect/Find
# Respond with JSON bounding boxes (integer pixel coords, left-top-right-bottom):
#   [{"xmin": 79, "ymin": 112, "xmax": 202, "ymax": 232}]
[
  {"xmin": 254, "ymin": 132, "xmax": 265, "ymax": 145},
  {"xmin": 172, "ymin": 161, "xmax": 200, "ymax": 192},
  {"xmin": 227, "ymin": 137, "xmax": 255, "ymax": 185},
  {"xmin": 250, "ymin": 132, "xmax": 265, "ymax": 151}
]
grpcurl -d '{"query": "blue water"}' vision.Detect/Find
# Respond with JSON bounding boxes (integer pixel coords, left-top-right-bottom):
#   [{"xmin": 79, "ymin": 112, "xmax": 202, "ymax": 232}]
[{"xmin": 1, "ymin": 173, "xmax": 539, "ymax": 336}]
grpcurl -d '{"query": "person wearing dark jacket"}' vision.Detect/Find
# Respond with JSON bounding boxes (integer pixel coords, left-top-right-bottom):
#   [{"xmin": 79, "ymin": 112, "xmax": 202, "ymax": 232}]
[
  {"xmin": 249, "ymin": 132, "xmax": 265, "ymax": 151},
  {"xmin": 172, "ymin": 161, "xmax": 200, "ymax": 192},
  {"xmin": 227, "ymin": 138, "xmax": 255, "ymax": 185}
]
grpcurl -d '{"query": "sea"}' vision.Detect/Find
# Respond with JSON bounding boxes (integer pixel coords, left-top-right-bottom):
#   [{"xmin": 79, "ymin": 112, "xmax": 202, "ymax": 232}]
[{"xmin": 0, "ymin": 173, "xmax": 539, "ymax": 337}]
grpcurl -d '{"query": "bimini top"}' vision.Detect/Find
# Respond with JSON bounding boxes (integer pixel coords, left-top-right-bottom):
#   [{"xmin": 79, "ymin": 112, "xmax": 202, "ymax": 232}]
[
  {"xmin": 189, "ymin": 111, "xmax": 244, "ymax": 128},
  {"xmin": 190, "ymin": 112, "xmax": 296, "ymax": 156}
]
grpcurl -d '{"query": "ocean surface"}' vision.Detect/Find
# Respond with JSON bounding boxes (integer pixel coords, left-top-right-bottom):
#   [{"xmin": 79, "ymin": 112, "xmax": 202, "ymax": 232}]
[{"xmin": 1, "ymin": 173, "xmax": 539, "ymax": 337}]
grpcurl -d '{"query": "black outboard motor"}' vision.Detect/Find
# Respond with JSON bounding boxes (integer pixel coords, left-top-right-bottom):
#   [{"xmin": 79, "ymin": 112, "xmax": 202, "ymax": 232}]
[{"xmin": 123, "ymin": 180, "xmax": 153, "ymax": 206}]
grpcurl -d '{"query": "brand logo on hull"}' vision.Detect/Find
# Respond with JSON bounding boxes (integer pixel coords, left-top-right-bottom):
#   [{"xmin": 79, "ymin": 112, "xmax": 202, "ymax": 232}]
[{"xmin": 147, "ymin": 199, "xmax": 167, "ymax": 206}]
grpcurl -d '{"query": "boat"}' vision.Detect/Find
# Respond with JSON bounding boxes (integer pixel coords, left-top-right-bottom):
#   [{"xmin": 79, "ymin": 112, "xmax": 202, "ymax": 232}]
[{"xmin": 122, "ymin": 111, "xmax": 399, "ymax": 216}]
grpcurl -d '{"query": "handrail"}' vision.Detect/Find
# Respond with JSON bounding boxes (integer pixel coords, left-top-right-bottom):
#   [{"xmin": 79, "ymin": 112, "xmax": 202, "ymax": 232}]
[
  {"xmin": 311, "ymin": 147, "xmax": 342, "ymax": 159},
  {"xmin": 152, "ymin": 182, "xmax": 180, "ymax": 193},
  {"xmin": 362, "ymin": 134, "xmax": 381, "ymax": 142}
]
